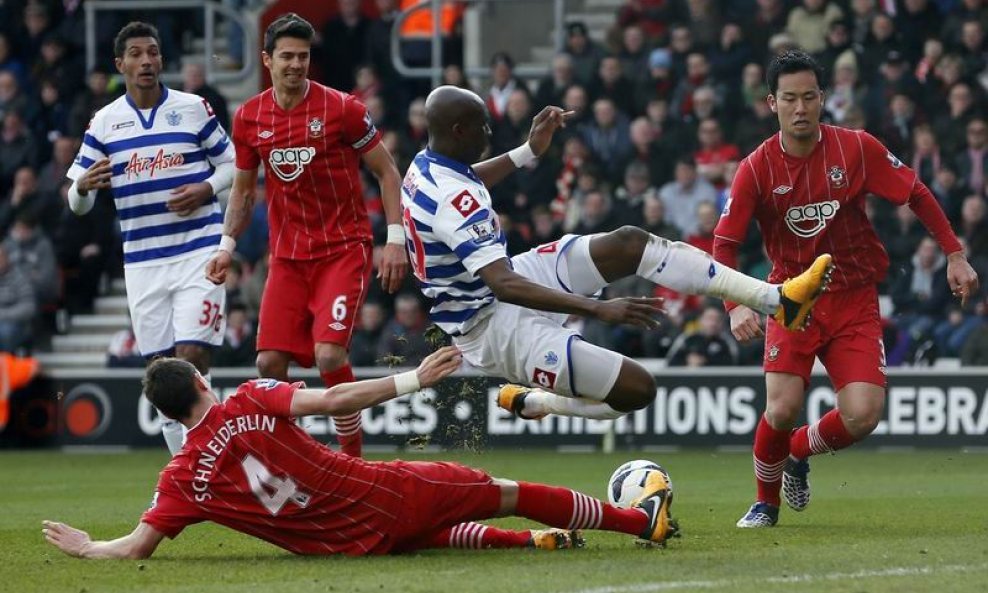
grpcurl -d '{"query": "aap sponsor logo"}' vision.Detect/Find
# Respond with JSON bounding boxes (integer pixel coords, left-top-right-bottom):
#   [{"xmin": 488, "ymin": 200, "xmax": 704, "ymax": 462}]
[
  {"xmin": 268, "ymin": 146, "xmax": 316, "ymax": 183},
  {"xmin": 784, "ymin": 200, "xmax": 840, "ymax": 238}
]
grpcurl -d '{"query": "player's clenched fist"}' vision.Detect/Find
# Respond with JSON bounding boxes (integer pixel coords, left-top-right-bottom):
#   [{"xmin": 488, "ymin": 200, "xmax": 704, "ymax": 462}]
[
  {"xmin": 205, "ymin": 249, "xmax": 232, "ymax": 285},
  {"xmin": 76, "ymin": 158, "xmax": 112, "ymax": 193},
  {"xmin": 729, "ymin": 305, "xmax": 764, "ymax": 342},
  {"xmin": 415, "ymin": 346, "xmax": 462, "ymax": 387}
]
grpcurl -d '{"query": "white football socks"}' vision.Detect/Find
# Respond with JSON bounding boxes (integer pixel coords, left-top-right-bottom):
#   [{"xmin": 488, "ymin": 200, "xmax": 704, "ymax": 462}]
[
  {"xmin": 636, "ymin": 235, "xmax": 779, "ymax": 315},
  {"xmin": 161, "ymin": 418, "xmax": 186, "ymax": 455},
  {"xmin": 522, "ymin": 389, "xmax": 624, "ymax": 420}
]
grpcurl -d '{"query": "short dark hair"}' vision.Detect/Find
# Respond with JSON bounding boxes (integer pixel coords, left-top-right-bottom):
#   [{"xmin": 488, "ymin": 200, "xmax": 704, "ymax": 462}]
[
  {"xmin": 766, "ymin": 50, "xmax": 823, "ymax": 94},
  {"xmin": 264, "ymin": 13, "xmax": 314, "ymax": 55},
  {"xmin": 143, "ymin": 357, "xmax": 200, "ymax": 420},
  {"xmin": 114, "ymin": 22, "xmax": 160, "ymax": 59}
]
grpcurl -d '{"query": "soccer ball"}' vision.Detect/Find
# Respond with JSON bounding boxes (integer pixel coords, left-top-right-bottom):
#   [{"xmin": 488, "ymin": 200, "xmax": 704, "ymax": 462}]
[{"xmin": 607, "ymin": 459, "xmax": 672, "ymax": 509}]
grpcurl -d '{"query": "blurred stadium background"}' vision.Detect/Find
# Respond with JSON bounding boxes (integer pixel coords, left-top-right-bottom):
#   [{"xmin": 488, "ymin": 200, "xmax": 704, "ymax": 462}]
[{"xmin": 0, "ymin": 0, "xmax": 987, "ymax": 450}]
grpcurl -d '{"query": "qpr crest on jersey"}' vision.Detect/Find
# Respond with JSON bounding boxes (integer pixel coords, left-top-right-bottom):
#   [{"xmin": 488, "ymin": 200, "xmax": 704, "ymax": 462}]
[
  {"xmin": 828, "ymin": 166, "xmax": 846, "ymax": 188},
  {"xmin": 165, "ymin": 110, "xmax": 183, "ymax": 126},
  {"xmin": 308, "ymin": 117, "xmax": 324, "ymax": 138}
]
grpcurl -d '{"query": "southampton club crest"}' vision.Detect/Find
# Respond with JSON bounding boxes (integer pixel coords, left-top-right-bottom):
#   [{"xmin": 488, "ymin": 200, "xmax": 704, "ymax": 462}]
[
  {"xmin": 828, "ymin": 166, "xmax": 847, "ymax": 189},
  {"xmin": 308, "ymin": 117, "xmax": 324, "ymax": 138},
  {"xmin": 767, "ymin": 344, "xmax": 780, "ymax": 362}
]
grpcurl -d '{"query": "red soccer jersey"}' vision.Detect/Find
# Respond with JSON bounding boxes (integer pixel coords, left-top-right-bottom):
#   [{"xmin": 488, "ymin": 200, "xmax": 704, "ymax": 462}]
[
  {"xmin": 232, "ymin": 81, "xmax": 380, "ymax": 260},
  {"xmin": 715, "ymin": 125, "xmax": 916, "ymax": 290},
  {"xmin": 141, "ymin": 380, "xmax": 406, "ymax": 555}
]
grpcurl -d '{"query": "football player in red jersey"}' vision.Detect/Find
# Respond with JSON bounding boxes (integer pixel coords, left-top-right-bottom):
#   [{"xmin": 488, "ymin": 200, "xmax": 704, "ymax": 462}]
[
  {"xmin": 206, "ymin": 14, "xmax": 409, "ymax": 458},
  {"xmin": 42, "ymin": 347, "xmax": 681, "ymax": 558},
  {"xmin": 714, "ymin": 51, "xmax": 979, "ymax": 528}
]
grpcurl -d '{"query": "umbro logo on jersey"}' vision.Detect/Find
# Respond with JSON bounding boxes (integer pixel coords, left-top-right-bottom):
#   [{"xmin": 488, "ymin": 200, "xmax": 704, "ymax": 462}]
[
  {"xmin": 258, "ymin": 130, "xmax": 274, "ymax": 139},
  {"xmin": 772, "ymin": 185, "xmax": 793, "ymax": 195},
  {"xmin": 328, "ymin": 321, "xmax": 347, "ymax": 331},
  {"xmin": 269, "ymin": 147, "xmax": 316, "ymax": 182}
]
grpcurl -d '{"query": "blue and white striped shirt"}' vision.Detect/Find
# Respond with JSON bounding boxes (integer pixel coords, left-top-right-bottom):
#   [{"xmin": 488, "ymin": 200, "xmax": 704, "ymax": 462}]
[
  {"xmin": 67, "ymin": 86, "xmax": 234, "ymax": 268},
  {"xmin": 400, "ymin": 150, "xmax": 507, "ymax": 336}
]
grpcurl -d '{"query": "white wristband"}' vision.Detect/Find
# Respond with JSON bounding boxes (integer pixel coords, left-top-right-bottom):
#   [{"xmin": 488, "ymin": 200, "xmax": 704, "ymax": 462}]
[
  {"xmin": 386, "ymin": 223, "xmax": 405, "ymax": 245},
  {"xmin": 218, "ymin": 235, "xmax": 236, "ymax": 254},
  {"xmin": 393, "ymin": 370, "xmax": 420, "ymax": 395},
  {"xmin": 507, "ymin": 142, "xmax": 537, "ymax": 168}
]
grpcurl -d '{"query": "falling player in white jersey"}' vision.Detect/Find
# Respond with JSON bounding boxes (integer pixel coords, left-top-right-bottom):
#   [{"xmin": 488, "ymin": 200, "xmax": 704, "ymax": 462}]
[
  {"xmin": 402, "ymin": 86, "xmax": 833, "ymax": 422},
  {"xmin": 66, "ymin": 22, "xmax": 235, "ymax": 453}
]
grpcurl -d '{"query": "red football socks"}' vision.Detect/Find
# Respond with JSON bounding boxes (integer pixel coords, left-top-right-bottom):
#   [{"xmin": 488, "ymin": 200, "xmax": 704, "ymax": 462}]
[
  {"xmin": 515, "ymin": 481, "xmax": 647, "ymax": 535},
  {"xmin": 321, "ymin": 365, "xmax": 362, "ymax": 458},
  {"xmin": 752, "ymin": 415, "xmax": 790, "ymax": 506},
  {"xmin": 790, "ymin": 408, "xmax": 857, "ymax": 459}
]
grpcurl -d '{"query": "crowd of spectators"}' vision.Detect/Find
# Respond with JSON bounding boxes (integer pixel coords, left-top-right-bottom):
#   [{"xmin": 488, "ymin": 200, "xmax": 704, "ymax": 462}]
[{"xmin": 3, "ymin": 0, "xmax": 988, "ymax": 368}]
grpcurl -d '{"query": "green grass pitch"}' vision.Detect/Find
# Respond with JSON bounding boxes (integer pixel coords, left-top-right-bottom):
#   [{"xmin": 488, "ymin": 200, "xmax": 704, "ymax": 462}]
[{"xmin": 3, "ymin": 449, "xmax": 987, "ymax": 593}]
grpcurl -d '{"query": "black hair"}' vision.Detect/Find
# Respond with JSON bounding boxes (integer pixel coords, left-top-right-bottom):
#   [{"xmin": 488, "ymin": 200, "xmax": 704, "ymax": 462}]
[
  {"xmin": 113, "ymin": 22, "xmax": 160, "ymax": 59},
  {"xmin": 264, "ymin": 12, "xmax": 314, "ymax": 55},
  {"xmin": 766, "ymin": 50, "xmax": 823, "ymax": 94},
  {"xmin": 143, "ymin": 357, "xmax": 200, "ymax": 420}
]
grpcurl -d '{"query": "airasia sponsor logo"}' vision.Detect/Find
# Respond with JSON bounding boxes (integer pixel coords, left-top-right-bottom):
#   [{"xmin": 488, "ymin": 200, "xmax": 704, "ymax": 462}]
[
  {"xmin": 125, "ymin": 149, "xmax": 185, "ymax": 180},
  {"xmin": 268, "ymin": 146, "xmax": 316, "ymax": 182},
  {"xmin": 784, "ymin": 199, "xmax": 840, "ymax": 238}
]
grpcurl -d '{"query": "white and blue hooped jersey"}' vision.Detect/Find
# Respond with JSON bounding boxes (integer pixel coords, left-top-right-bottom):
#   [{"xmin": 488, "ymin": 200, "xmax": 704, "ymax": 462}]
[
  {"xmin": 400, "ymin": 150, "xmax": 508, "ymax": 336},
  {"xmin": 67, "ymin": 86, "xmax": 234, "ymax": 268}
]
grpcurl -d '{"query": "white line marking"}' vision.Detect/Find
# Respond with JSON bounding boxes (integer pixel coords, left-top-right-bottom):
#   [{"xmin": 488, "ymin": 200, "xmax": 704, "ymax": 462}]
[{"xmin": 572, "ymin": 563, "xmax": 988, "ymax": 593}]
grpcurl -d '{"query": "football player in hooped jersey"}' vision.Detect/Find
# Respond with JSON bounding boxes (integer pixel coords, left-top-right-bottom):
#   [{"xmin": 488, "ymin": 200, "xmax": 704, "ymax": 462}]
[
  {"xmin": 42, "ymin": 347, "xmax": 684, "ymax": 556},
  {"xmin": 713, "ymin": 51, "xmax": 979, "ymax": 528},
  {"xmin": 66, "ymin": 22, "xmax": 235, "ymax": 455},
  {"xmin": 205, "ymin": 14, "xmax": 409, "ymax": 458},
  {"xmin": 402, "ymin": 86, "xmax": 833, "ymax": 428}
]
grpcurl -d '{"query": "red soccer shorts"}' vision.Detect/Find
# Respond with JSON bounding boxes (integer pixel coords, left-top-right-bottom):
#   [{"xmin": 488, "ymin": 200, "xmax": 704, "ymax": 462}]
[
  {"xmin": 764, "ymin": 284, "xmax": 887, "ymax": 391},
  {"xmin": 388, "ymin": 461, "xmax": 502, "ymax": 552},
  {"xmin": 257, "ymin": 242, "xmax": 372, "ymax": 367}
]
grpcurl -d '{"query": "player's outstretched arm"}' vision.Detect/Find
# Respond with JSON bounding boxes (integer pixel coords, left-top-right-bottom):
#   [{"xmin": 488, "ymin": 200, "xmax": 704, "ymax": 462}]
[
  {"xmin": 42, "ymin": 520, "xmax": 164, "ymax": 560},
  {"xmin": 361, "ymin": 143, "xmax": 409, "ymax": 293},
  {"xmin": 289, "ymin": 346, "xmax": 462, "ymax": 417},
  {"xmin": 472, "ymin": 107, "xmax": 573, "ymax": 188},
  {"xmin": 478, "ymin": 259, "xmax": 662, "ymax": 328},
  {"xmin": 206, "ymin": 167, "xmax": 258, "ymax": 285}
]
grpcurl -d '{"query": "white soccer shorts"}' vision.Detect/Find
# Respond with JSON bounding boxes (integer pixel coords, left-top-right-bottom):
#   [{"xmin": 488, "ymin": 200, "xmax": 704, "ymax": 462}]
[
  {"xmin": 124, "ymin": 250, "xmax": 227, "ymax": 356},
  {"xmin": 454, "ymin": 234, "xmax": 619, "ymax": 397}
]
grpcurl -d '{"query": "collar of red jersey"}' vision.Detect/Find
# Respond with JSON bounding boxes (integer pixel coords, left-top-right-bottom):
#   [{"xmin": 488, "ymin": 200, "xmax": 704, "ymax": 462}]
[
  {"xmin": 272, "ymin": 79, "xmax": 311, "ymax": 106},
  {"xmin": 778, "ymin": 128, "xmax": 823, "ymax": 155}
]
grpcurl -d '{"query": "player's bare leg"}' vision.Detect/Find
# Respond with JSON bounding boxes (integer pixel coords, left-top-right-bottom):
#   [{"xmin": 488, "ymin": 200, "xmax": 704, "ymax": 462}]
[
  {"xmin": 162, "ymin": 344, "xmax": 213, "ymax": 455},
  {"xmin": 315, "ymin": 342, "xmax": 363, "ymax": 458},
  {"xmin": 256, "ymin": 349, "xmax": 292, "ymax": 381},
  {"xmin": 782, "ymin": 381, "xmax": 884, "ymax": 512},
  {"xmin": 737, "ymin": 372, "xmax": 803, "ymax": 527}
]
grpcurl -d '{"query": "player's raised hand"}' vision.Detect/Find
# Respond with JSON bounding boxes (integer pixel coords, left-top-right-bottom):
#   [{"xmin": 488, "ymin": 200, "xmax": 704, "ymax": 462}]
[
  {"xmin": 77, "ymin": 158, "xmax": 112, "ymax": 193},
  {"xmin": 167, "ymin": 181, "xmax": 213, "ymax": 217},
  {"xmin": 729, "ymin": 305, "xmax": 764, "ymax": 342},
  {"xmin": 594, "ymin": 297, "xmax": 665, "ymax": 329},
  {"xmin": 946, "ymin": 252, "xmax": 979, "ymax": 306},
  {"xmin": 378, "ymin": 243, "xmax": 409, "ymax": 293},
  {"xmin": 527, "ymin": 106, "xmax": 575, "ymax": 157},
  {"xmin": 205, "ymin": 249, "xmax": 232, "ymax": 285},
  {"xmin": 42, "ymin": 520, "xmax": 90, "ymax": 558},
  {"xmin": 415, "ymin": 346, "xmax": 462, "ymax": 388}
]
